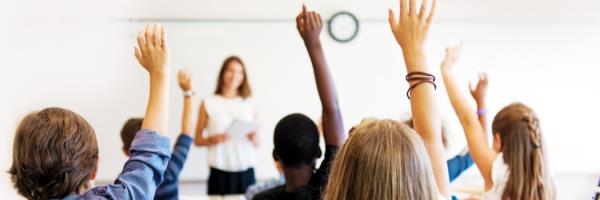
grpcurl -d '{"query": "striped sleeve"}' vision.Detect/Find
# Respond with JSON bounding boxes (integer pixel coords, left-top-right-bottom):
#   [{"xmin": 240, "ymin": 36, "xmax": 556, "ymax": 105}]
[{"xmin": 154, "ymin": 134, "xmax": 193, "ymax": 200}]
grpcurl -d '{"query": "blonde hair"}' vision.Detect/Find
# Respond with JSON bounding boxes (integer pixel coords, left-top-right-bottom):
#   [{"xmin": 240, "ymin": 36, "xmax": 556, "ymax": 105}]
[
  {"xmin": 323, "ymin": 119, "xmax": 438, "ymax": 200},
  {"xmin": 492, "ymin": 103, "xmax": 555, "ymax": 200}
]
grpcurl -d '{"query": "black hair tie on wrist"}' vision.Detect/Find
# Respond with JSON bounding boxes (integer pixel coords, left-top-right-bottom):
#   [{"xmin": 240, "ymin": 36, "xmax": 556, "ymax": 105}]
[{"xmin": 407, "ymin": 80, "xmax": 437, "ymax": 100}]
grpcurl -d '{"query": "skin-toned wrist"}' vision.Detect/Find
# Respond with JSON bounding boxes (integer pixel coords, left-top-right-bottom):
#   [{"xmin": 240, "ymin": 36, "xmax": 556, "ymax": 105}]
[{"xmin": 304, "ymin": 39, "xmax": 322, "ymax": 48}]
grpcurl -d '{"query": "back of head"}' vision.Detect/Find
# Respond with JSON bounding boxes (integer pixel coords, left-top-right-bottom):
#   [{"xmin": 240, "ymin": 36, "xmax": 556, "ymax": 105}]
[
  {"xmin": 273, "ymin": 113, "xmax": 320, "ymax": 168},
  {"xmin": 492, "ymin": 103, "xmax": 555, "ymax": 200},
  {"xmin": 120, "ymin": 118, "xmax": 143, "ymax": 152},
  {"xmin": 324, "ymin": 119, "xmax": 438, "ymax": 200},
  {"xmin": 9, "ymin": 107, "xmax": 99, "ymax": 200}
]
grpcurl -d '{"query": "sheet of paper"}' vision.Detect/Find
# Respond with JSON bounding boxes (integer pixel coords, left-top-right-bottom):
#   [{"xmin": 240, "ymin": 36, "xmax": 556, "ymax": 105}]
[{"xmin": 226, "ymin": 119, "xmax": 258, "ymax": 142}]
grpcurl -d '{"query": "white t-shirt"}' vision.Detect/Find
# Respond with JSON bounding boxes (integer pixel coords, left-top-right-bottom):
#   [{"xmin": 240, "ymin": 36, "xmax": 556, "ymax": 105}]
[
  {"xmin": 481, "ymin": 154, "xmax": 508, "ymax": 200},
  {"xmin": 203, "ymin": 95, "xmax": 257, "ymax": 172}
]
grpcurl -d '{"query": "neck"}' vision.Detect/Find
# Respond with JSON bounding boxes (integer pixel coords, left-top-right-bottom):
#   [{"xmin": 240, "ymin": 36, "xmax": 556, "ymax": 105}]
[
  {"xmin": 281, "ymin": 164, "xmax": 313, "ymax": 193},
  {"xmin": 221, "ymin": 87, "xmax": 239, "ymax": 98}
]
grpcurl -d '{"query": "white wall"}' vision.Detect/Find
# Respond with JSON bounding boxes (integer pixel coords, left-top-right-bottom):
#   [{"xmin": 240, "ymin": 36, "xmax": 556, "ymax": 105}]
[{"xmin": 2, "ymin": 0, "xmax": 600, "ymax": 199}]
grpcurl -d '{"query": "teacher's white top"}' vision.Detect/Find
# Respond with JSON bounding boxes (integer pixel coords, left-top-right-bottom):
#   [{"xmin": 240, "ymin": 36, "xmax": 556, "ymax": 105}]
[{"xmin": 203, "ymin": 94, "xmax": 257, "ymax": 172}]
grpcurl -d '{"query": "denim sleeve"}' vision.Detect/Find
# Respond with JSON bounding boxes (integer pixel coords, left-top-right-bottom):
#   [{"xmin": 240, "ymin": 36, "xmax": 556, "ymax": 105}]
[
  {"xmin": 446, "ymin": 152, "xmax": 474, "ymax": 182},
  {"xmin": 70, "ymin": 129, "xmax": 171, "ymax": 200},
  {"xmin": 154, "ymin": 134, "xmax": 193, "ymax": 200}
]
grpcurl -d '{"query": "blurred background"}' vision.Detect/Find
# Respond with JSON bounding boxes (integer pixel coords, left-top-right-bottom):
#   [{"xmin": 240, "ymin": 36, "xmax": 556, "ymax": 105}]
[{"xmin": 1, "ymin": 0, "xmax": 599, "ymax": 199}]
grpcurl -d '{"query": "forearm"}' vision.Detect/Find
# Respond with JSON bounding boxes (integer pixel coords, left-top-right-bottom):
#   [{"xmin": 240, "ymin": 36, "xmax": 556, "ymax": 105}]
[
  {"xmin": 305, "ymin": 41, "xmax": 345, "ymax": 145},
  {"xmin": 181, "ymin": 96, "xmax": 194, "ymax": 135},
  {"xmin": 403, "ymin": 49, "xmax": 449, "ymax": 197},
  {"xmin": 142, "ymin": 73, "xmax": 170, "ymax": 133},
  {"xmin": 476, "ymin": 102, "xmax": 488, "ymax": 135}
]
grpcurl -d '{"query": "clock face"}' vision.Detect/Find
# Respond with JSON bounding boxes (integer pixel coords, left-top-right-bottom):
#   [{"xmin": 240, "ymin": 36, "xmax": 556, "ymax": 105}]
[{"xmin": 328, "ymin": 12, "xmax": 359, "ymax": 43}]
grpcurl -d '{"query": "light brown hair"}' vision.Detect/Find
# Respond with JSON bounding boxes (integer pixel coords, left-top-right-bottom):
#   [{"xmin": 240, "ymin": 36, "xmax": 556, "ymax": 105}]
[
  {"xmin": 214, "ymin": 56, "xmax": 252, "ymax": 98},
  {"xmin": 323, "ymin": 119, "xmax": 438, "ymax": 200},
  {"xmin": 9, "ymin": 107, "xmax": 99, "ymax": 200},
  {"xmin": 492, "ymin": 103, "xmax": 555, "ymax": 200}
]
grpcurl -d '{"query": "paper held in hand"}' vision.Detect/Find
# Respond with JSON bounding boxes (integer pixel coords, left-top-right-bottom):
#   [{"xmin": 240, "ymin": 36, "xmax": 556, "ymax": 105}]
[{"xmin": 226, "ymin": 119, "xmax": 259, "ymax": 141}]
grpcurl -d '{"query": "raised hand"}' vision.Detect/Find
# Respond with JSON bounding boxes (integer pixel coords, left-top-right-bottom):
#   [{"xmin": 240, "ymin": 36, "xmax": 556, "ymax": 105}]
[
  {"xmin": 440, "ymin": 43, "xmax": 463, "ymax": 72},
  {"xmin": 470, "ymin": 73, "xmax": 488, "ymax": 105},
  {"xmin": 137, "ymin": 23, "xmax": 171, "ymax": 134},
  {"xmin": 388, "ymin": 0, "xmax": 436, "ymax": 51},
  {"xmin": 296, "ymin": 5, "xmax": 323, "ymax": 46},
  {"xmin": 178, "ymin": 69, "xmax": 192, "ymax": 92},
  {"xmin": 135, "ymin": 23, "xmax": 170, "ymax": 76}
]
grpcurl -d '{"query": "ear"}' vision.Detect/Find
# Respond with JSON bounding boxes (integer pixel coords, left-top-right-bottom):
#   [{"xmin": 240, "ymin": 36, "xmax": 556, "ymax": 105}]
[
  {"xmin": 90, "ymin": 157, "xmax": 99, "ymax": 180},
  {"xmin": 493, "ymin": 133, "xmax": 503, "ymax": 152},
  {"xmin": 122, "ymin": 146, "xmax": 130, "ymax": 157},
  {"xmin": 272, "ymin": 149, "xmax": 279, "ymax": 161}
]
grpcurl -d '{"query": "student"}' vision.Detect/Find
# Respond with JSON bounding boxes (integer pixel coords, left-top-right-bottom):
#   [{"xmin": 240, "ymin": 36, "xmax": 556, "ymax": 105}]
[
  {"xmin": 9, "ymin": 23, "xmax": 173, "ymax": 199},
  {"xmin": 194, "ymin": 55, "xmax": 259, "ymax": 196},
  {"xmin": 441, "ymin": 43, "xmax": 556, "ymax": 200},
  {"xmin": 252, "ymin": 5, "xmax": 345, "ymax": 200},
  {"xmin": 119, "ymin": 69, "xmax": 196, "ymax": 200},
  {"xmin": 324, "ymin": 0, "xmax": 450, "ymax": 199}
]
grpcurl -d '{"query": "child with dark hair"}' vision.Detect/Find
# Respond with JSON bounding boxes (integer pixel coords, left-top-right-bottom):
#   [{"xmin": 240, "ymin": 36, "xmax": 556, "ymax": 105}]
[
  {"xmin": 119, "ymin": 69, "xmax": 196, "ymax": 200},
  {"xmin": 9, "ymin": 23, "xmax": 173, "ymax": 200},
  {"xmin": 252, "ymin": 5, "xmax": 346, "ymax": 200}
]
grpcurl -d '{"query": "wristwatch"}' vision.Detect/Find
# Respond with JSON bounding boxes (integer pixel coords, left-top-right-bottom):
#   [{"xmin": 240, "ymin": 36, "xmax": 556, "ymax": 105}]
[{"xmin": 183, "ymin": 90, "xmax": 195, "ymax": 97}]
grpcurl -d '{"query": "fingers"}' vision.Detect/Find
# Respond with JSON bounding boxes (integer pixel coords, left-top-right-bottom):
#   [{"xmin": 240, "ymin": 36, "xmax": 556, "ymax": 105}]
[
  {"xmin": 316, "ymin": 13, "xmax": 323, "ymax": 27},
  {"xmin": 137, "ymin": 30, "xmax": 146, "ymax": 52},
  {"xmin": 153, "ymin": 23, "xmax": 161, "ymax": 46},
  {"xmin": 388, "ymin": 9, "xmax": 397, "ymax": 30},
  {"xmin": 145, "ymin": 23, "xmax": 155, "ymax": 47},
  {"xmin": 426, "ymin": 0, "xmax": 436, "ymax": 27},
  {"xmin": 134, "ymin": 46, "xmax": 142, "ymax": 62},
  {"xmin": 409, "ymin": 0, "xmax": 417, "ymax": 16},
  {"xmin": 419, "ymin": 0, "xmax": 428, "ymax": 19},
  {"xmin": 400, "ymin": 0, "xmax": 408, "ymax": 16},
  {"xmin": 160, "ymin": 26, "xmax": 167, "ymax": 49}
]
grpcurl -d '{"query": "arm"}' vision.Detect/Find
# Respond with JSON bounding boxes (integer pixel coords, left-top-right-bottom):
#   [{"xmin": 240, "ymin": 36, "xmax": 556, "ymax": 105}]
[
  {"xmin": 470, "ymin": 73, "xmax": 489, "ymax": 135},
  {"xmin": 194, "ymin": 102, "xmax": 228, "ymax": 146},
  {"xmin": 179, "ymin": 69, "xmax": 195, "ymax": 136},
  {"xmin": 440, "ymin": 44, "xmax": 496, "ymax": 189},
  {"xmin": 135, "ymin": 23, "xmax": 170, "ymax": 134},
  {"xmin": 388, "ymin": 0, "xmax": 450, "ymax": 197},
  {"xmin": 297, "ymin": 5, "xmax": 345, "ymax": 145},
  {"xmin": 82, "ymin": 23, "xmax": 173, "ymax": 199}
]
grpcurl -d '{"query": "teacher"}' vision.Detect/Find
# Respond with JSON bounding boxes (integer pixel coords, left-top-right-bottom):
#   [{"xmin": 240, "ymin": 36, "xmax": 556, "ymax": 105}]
[{"xmin": 194, "ymin": 56, "xmax": 259, "ymax": 196}]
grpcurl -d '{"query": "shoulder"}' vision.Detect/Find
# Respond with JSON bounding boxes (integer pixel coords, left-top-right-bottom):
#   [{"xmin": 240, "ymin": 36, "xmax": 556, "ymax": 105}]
[{"xmin": 252, "ymin": 186, "xmax": 283, "ymax": 200}]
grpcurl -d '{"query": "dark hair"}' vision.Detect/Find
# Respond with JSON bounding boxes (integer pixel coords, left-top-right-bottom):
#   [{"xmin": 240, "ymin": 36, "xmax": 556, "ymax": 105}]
[
  {"xmin": 120, "ymin": 118, "xmax": 143, "ymax": 151},
  {"xmin": 214, "ymin": 56, "xmax": 252, "ymax": 98},
  {"xmin": 9, "ymin": 107, "xmax": 99, "ymax": 200},
  {"xmin": 273, "ymin": 113, "xmax": 321, "ymax": 168},
  {"xmin": 492, "ymin": 103, "xmax": 554, "ymax": 200}
]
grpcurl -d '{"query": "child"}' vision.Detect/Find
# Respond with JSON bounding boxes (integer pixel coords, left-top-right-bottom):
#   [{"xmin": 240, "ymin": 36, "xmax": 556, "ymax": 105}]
[
  {"xmin": 441, "ymin": 43, "xmax": 556, "ymax": 200},
  {"xmin": 252, "ymin": 5, "xmax": 346, "ymax": 200},
  {"xmin": 324, "ymin": 0, "xmax": 450, "ymax": 199},
  {"xmin": 119, "ymin": 69, "xmax": 196, "ymax": 200},
  {"xmin": 9, "ymin": 23, "xmax": 173, "ymax": 199}
]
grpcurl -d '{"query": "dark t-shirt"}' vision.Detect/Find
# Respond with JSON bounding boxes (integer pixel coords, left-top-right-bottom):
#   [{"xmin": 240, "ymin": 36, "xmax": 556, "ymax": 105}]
[{"xmin": 253, "ymin": 145, "xmax": 338, "ymax": 200}]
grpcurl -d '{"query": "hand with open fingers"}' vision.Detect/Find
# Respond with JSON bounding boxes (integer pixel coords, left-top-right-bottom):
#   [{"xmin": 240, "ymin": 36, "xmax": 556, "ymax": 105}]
[
  {"xmin": 296, "ymin": 5, "xmax": 323, "ymax": 46},
  {"xmin": 178, "ymin": 69, "xmax": 192, "ymax": 92},
  {"xmin": 441, "ymin": 43, "xmax": 464, "ymax": 72},
  {"xmin": 135, "ymin": 23, "xmax": 170, "ymax": 75},
  {"xmin": 388, "ymin": 0, "xmax": 436, "ymax": 51},
  {"xmin": 470, "ymin": 73, "xmax": 489, "ymax": 105}
]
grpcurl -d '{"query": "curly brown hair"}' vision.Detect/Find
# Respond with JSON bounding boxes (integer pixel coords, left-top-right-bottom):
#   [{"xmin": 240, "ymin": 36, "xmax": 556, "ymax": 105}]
[{"xmin": 9, "ymin": 107, "xmax": 99, "ymax": 200}]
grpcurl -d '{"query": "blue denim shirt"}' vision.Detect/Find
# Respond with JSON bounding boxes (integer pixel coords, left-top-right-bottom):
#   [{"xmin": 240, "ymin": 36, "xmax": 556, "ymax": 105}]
[{"xmin": 62, "ymin": 129, "xmax": 171, "ymax": 200}]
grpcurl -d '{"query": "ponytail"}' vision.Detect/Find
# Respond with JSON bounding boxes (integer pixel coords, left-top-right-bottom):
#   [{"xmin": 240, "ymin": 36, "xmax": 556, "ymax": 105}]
[{"xmin": 492, "ymin": 103, "xmax": 555, "ymax": 200}]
